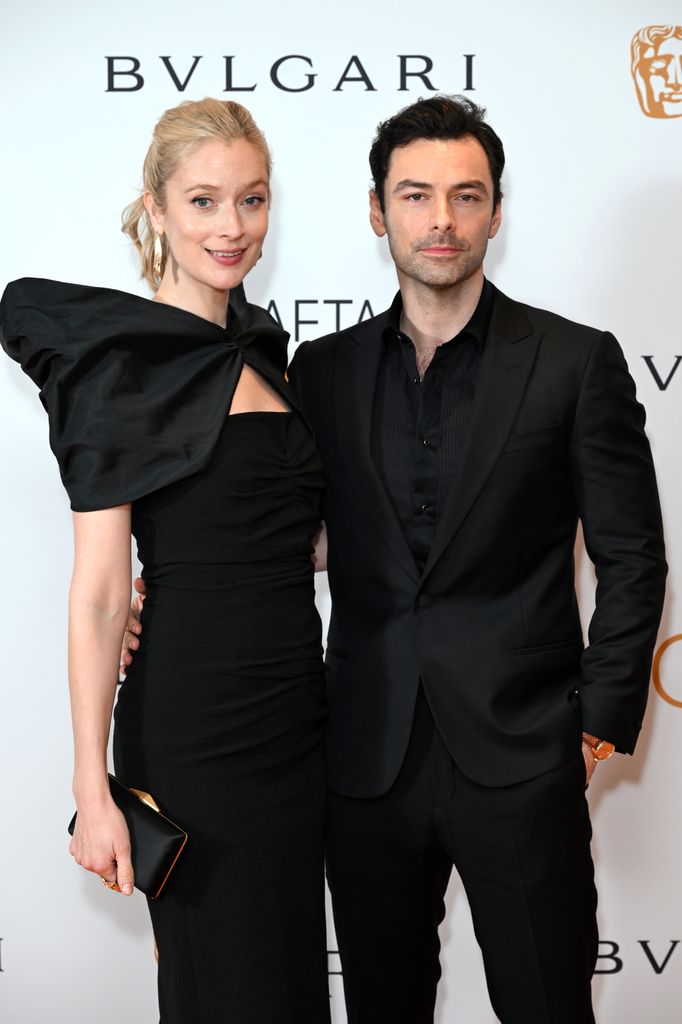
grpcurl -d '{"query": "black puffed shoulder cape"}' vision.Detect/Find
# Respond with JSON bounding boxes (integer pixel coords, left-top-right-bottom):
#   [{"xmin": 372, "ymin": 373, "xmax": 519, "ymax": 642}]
[{"xmin": 0, "ymin": 278, "xmax": 293, "ymax": 511}]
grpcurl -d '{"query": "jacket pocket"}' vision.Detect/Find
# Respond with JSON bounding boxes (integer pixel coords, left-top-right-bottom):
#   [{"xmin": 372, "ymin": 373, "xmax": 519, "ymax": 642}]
[
  {"xmin": 515, "ymin": 638, "xmax": 582, "ymax": 656},
  {"xmin": 501, "ymin": 424, "xmax": 560, "ymax": 454}
]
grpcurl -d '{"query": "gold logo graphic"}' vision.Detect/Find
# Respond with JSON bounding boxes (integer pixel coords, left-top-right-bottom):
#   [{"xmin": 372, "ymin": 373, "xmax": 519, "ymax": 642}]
[
  {"xmin": 652, "ymin": 634, "xmax": 682, "ymax": 707},
  {"xmin": 631, "ymin": 26, "xmax": 682, "ymax": 118}
]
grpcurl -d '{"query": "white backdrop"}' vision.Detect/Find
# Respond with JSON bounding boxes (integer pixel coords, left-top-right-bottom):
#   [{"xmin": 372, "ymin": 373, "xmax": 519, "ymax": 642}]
[{"xmin": 1, "ymin": 1, "xmax": 681, "ymax": 1021}]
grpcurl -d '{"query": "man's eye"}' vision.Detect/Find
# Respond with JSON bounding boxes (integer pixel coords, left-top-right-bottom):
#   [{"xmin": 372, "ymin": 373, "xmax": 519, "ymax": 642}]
[
  {"xmin": 407, "ymin": 193, "xmax": 425, "ymax": 202},
  {"xmin": 192, "ymin": 196, "xmax": 213, "ymax": 209},
  {"xmin": 458, "ymin": 194, "xmax": 476, "ymax": 202}
]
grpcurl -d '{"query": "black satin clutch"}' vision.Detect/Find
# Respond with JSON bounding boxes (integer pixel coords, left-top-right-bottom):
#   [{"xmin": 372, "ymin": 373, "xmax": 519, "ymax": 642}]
[{"xmin": 68, "ymin": 774, "xmax": 188, "ymax": 899}]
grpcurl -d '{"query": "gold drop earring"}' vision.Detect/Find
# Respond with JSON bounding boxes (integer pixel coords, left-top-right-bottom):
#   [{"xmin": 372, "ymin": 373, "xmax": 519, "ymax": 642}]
[{"xmin": 153, "ymin": 234, "xmax": 163, "ymax": 279}]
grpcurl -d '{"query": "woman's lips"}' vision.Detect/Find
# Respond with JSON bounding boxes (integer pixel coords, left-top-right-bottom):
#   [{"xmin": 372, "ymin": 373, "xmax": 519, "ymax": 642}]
[{"xmin": 206, "ymin": 248, "xmax": 246, "ymax": 266}]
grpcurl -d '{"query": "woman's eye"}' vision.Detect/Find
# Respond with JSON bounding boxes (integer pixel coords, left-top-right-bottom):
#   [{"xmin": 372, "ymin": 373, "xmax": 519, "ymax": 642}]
[
  {"xmin": 243, "ymin": 195, "xmax": 266, "ymax": 207},
  {"xmin": 192, "ymin": 196, "xmax": 213, "ymax": 209}
]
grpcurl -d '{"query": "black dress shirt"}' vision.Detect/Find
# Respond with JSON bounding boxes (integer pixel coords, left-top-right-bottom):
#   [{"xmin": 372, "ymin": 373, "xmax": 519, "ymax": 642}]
[{"xmin": 372, "ymin": 279, "xmax": 494, "ymax": 571}]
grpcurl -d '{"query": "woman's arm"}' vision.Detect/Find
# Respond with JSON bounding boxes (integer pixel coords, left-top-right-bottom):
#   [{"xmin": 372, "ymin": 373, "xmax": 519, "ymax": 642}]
[{"xmin": 68, "ymin": 505, "xmax": 135, "ymax": 894}]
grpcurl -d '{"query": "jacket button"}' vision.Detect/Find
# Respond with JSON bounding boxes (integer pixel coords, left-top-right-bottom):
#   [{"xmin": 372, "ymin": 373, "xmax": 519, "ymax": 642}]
[{"xmin": 417, "ymin": 594, "xmax": 433, "ymax": 608}]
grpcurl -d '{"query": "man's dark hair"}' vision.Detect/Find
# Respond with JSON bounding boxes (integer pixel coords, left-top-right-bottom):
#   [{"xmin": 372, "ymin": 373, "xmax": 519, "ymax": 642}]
[{"xmin": 369, "ymin": 95, "xmax": 505, "ymax": 212}]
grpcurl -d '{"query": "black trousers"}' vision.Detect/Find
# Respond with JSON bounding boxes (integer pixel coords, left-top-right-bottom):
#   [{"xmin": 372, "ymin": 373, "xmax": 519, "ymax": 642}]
[{"xmin": 326, "ymin": 688, "xmax": 598, "ymax": 1024}]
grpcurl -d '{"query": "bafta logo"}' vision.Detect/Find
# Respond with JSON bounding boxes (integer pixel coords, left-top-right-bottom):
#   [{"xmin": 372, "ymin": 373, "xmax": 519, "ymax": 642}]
[
  {"xmin": 653, "ymin": 634, "xmax": 682, "ymax": 708},
  {"xmin": 631, "ymin": 26, "xmax": 682, "ymax": 118}
]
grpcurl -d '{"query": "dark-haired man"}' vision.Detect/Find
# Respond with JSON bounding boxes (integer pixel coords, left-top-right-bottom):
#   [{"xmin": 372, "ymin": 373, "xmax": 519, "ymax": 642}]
[{"xmin": 288, "ymin": 96, "xmax": 666, "ymax": 1023}]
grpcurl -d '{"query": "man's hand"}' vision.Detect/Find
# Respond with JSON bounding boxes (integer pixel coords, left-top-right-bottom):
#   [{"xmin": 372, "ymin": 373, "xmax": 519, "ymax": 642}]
[
  {"xmin": 311, "ymin": 521, "xmax": 328, "ymax": 573},
  {"xmin": 581, "ymin": 740, "xmax": 598, "ymax": 788},
  {"xmin": 581, "ymin": 732, "xmax": 616, "ymax": 788},
  {"xmin": 119, "ymin": 577, "xmax": 147, "ymax": 675}
]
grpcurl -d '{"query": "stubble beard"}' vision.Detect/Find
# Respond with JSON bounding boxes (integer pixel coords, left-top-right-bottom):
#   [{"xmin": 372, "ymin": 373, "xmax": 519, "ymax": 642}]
[{"xmin": 388, "ymin": 235, "xmax": 488, "ymax": 292}]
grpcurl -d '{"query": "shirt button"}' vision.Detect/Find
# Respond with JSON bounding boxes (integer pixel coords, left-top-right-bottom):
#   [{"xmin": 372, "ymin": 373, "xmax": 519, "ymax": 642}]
[
  {"xmin": 422, "ymin": 438, "xmax": 432, "ymax": 447},
  {"xmin": 417, "ymin": 594, "xmax": 433, "ymax": 609},
  {"xmin": 411, "ymin": 377, "xmax": 419, "ymax": 385},
  {"xmin": 420, "ymin": 503, "xmax": 432, "ymax": 513}
]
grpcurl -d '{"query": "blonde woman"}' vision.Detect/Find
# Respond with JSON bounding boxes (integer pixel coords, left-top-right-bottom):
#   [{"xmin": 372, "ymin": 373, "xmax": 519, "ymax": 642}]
[{"xmin": 0, "ymin": 99, "xmax": 329, "ymax": 1023}]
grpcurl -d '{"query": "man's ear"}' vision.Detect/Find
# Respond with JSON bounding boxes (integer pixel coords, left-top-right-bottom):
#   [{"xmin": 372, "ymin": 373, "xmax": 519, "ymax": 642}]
[
  {"xmin": 369, "ymin": 190, "xmax": 387, "ymax": 238},
  {"xmin": 488, "ymin": 199, "xmax": 502, "ymax": 240}
]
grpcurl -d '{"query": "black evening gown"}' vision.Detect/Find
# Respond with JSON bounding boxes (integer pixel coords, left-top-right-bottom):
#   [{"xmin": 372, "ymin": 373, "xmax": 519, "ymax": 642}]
[
  {"xmin": 115, "ymin": 409, "xmax": 329, "ymax": 1021},
  {"xmin": 0, "ymin": 279, "xmax": 331, "ymax": 1024}
]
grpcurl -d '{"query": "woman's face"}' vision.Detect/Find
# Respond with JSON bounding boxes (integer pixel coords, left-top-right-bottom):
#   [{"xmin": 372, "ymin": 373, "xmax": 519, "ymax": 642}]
[{"xmin": 147, "ymin": 137, "xmax": 269, "ymax": 297}]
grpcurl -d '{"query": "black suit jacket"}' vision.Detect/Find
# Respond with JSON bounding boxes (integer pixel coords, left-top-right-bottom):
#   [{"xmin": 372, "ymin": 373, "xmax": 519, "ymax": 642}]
[{"xmin": 288, "ymin": 285, "xmax": 666, "ymax": 796}]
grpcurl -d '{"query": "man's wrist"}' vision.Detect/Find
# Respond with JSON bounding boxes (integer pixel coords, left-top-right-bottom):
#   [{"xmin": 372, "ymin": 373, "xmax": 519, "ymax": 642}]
[{"xmin": 582, "ymin": 732, "xmax": 616, "ymax": 762}]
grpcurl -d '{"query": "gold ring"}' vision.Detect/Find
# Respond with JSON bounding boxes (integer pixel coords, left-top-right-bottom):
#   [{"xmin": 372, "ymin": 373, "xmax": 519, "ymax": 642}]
[{"xmin": 100, "ymin": 876, "xmax": 119, "ymax": 890}]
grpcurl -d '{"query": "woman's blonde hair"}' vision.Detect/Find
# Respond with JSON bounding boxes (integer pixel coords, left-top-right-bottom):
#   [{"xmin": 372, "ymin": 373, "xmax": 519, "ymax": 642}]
[{"xmin": 122, "ymin": 98, "xmax": 271, "ymax": 290}]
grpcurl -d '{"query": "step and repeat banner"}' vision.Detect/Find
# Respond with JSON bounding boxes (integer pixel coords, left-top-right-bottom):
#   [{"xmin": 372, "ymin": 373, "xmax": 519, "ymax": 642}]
[{"xmin": 1, "ymin": 0, "xmax": 680, "ymax": 1021}]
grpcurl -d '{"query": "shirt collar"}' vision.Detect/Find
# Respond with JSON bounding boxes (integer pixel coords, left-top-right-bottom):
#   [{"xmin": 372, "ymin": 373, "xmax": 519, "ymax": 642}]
[{"xmin": 383, "ymin": 277, "xmax": 494, "ymax": 350}]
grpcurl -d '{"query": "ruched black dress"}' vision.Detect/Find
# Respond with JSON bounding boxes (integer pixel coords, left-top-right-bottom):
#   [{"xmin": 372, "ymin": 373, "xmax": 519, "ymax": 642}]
[{"xmin": 0, "ymin": 279, "xmax": 330, "ymax": 1024}]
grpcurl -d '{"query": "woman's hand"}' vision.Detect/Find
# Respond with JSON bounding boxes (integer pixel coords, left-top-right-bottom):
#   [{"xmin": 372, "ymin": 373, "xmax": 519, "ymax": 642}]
[{"xmin": 69, "ymin": 793, "xmax": 135, "ymax": 895}]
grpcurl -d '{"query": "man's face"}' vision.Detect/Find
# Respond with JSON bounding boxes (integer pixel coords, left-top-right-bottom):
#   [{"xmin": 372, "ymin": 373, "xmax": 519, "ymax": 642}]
[
  {"xmin": 637, "ymin": 36, "xmax": 682, "ymax": 117},
  {"xmin": 369, "ymin": 136, "xmax": 501, "ymax": 293}
]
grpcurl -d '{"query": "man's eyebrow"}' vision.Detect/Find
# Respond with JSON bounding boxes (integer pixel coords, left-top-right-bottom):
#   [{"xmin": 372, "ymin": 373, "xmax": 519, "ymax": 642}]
[{"xmin": 392, "ymin": 178, "xmax": 490, "ymax": 194}]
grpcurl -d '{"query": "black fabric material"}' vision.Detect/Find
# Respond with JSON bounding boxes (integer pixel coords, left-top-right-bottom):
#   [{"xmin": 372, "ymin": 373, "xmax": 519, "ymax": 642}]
[
  {"xmin": 372, "ymin": 281, "xmax": 492, "ymax": 570},
  {"xmin": 0, "ymin": 277, "xmax": 294, "ymax": 511},
  {"xmin": 288, "ymin": 284, "xmax": 667, "ymax": 796},
  {"xmin": 113, "ymin": 410, "xmax": 329, "ymax": 1023},
  {"xmin": 326, "ymin": 687, "xmax": 598, "ymax": 1024}
]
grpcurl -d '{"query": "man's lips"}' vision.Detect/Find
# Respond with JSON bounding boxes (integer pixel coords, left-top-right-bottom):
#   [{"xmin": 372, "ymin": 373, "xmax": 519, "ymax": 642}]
[{"xmin": 420, "ymin": 246, "xmax": 465, "ymax": 255}]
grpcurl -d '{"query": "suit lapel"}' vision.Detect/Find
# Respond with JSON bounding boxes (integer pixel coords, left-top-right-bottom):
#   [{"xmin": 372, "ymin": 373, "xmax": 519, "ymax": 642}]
[
  {"xmin": 335, "ymin": 317, "xmax": 421, "ymax": 583},
  {"xmin": 422, "ymin": 289, "xmax": 541, "ymax": 579}
]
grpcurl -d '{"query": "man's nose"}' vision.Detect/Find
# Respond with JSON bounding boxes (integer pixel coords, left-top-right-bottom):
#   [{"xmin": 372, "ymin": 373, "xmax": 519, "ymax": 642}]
[{"xmin": 430, "ymin": 196, "xmax": 454, "ymax": 233}]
